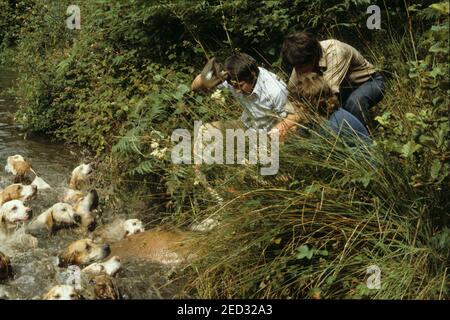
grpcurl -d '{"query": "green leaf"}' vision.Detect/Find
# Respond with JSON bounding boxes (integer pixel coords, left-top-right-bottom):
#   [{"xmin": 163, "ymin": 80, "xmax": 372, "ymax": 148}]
[
  {"xmin": 375, "ymin": 112, "xmax": 392, "ymax": 126},
  {"xmin": 429, "ymin": 42, "xmax": 448, "ymax": 54},
  {"xmin": 419, "ymin": 135, "xmax": 435, "ymax": 147},
  {"xmin": 430, "ymin": 159, "xmax": 442, "ymax": 180},
  {"xmin": 430, "ymin": 66, "xmax": 445, "ymax": 78},
  {"xmin": 357, "ymin": 172, "xmax": 373, "ymax": 188},
  {"xmin": 172, "ymin": 84, "xmax": 190, "ymax": 100},
  {"xmin": 304, "ymin": 183, "xmax": 320, "ymax": 195},
  {"xmin": 326, "ymin": 275, "xmax": 337, "ymax": 285},
  {"xmin": 432, "ymin": 97, "xmax": 444, "ymax": 105},
  {"xmin": 430, "ymin": 3, "xmax": 449, "ymax": 15},
  {"xmin": 153, "ymin": 74, "xmax": 162, "ymax": 82},
  {"xmin": 296, "ymin": 245, "xmax": 314, "ymax": 260},
  {"xmin": 401, "ymin": 141, "xmax": 422, "ymax": 158},
  {"xmin": 318, "ymin": 250, "xmax": 329, "ymax": 257},
  {"xmin": 405, "ymin": 112, "xmax": 417, "ymax": 122}
]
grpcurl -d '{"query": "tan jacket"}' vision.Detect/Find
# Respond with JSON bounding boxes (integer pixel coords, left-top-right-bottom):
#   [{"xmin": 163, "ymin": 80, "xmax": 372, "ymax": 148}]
[{"xmin": 289, "ymin": 39, "xmax": 377, "ymax": 93}]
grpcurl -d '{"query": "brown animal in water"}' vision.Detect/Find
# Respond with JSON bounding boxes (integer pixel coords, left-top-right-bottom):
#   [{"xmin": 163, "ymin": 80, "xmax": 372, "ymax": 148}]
[
  {"xmin": 27, "ymin": 202, "xmax": 81, "ymax": 234},
  {"xmin": 63, "ymin": 163, "xmax": 94, "ymax": 205},
  {"xmin": 110, "ymin": 228, "xmax": 201, "ymax": 265},
  {"xmin": 68, "ymin": 163, "xmax": 93, "ymax": 190},
  {"xmin": 4, "ymin": 155, "xmax": 32, "ymax": 184},
  {"xmin": 0, "ymin": 184, "xmax": 37, "ymax": 205},
  {"xmin": 4, "ymin": 155, "xmax": 50, "ymax": 189},
  {"xmin": 71, "ymin": 189, "xmax": 99, "ymax": 232}
]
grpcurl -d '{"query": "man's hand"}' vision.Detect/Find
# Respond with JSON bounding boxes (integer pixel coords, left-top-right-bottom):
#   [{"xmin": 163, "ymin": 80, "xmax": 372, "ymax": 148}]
[
  {"xmin": 192, "ymin": 57, "xmax": 228, "ymax": 92},
  {"xmin": 273, "ymin": 121, "xmax": 289, "ymax": 141},
  {"xmin": 201, "ymin": 57, "xmax": 227, "ymax": 88},
  {"xmin": 273, "ymin": 113, "xmax": 302, "ymax": 141}
]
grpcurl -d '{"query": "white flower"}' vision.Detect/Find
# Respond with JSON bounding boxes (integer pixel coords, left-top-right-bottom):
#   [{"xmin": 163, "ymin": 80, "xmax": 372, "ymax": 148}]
[
  {"xmin": 151, "ymin": 141, "xmax": 159, "ymax": 149},
  {"xmin": 150, "ymin": 147, "xmax": 168, "ymax": 159},
  {"xmin": 210, "ymin": 89, "xmax": 223, "ymax": 101}
]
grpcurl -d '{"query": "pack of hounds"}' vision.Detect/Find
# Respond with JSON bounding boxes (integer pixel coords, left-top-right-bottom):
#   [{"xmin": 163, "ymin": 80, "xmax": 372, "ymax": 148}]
[{"xmin": 0, "ymin": 155, "xmax": 145, "ymax": 299}]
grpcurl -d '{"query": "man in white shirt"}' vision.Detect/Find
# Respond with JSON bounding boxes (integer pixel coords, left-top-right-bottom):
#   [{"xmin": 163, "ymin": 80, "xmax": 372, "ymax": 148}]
[{"xmin": 192, "ymin": 53, "xmax": 301, "ymax": 138}]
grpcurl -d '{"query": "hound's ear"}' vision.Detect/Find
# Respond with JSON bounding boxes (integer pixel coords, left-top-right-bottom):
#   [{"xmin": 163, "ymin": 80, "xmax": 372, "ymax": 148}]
[
  {"xmin": 1, "ymin": 191, "xmax": 12, "ymax": 204},
  {"xmin": 68, "ymin": 177, "xmax": 77, "ymax": 190},
  {"xmin": 45, "ymin": 209, "xmax": 54, "ymax": 230},
  {"xmin": 57, "ymin": 251, "xmax": 75, "ymax": 268}
]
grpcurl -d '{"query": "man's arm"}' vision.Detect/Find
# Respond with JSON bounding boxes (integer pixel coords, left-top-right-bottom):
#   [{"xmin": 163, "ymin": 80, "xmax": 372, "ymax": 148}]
[{"xmin": 273, "ymin": 112, "xmax": 303, "ymax": 140}]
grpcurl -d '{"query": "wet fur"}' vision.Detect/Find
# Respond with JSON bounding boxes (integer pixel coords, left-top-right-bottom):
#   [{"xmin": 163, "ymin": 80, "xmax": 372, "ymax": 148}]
[{"xmin": 110, "ymin": 228, "xmax": 201, "ymax": 265}]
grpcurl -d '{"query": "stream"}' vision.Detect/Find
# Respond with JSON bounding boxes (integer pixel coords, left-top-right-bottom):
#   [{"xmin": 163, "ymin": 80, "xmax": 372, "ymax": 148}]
[{"xmin": 0, "ymin": 68, "xmax": 185, "ymax": 299}]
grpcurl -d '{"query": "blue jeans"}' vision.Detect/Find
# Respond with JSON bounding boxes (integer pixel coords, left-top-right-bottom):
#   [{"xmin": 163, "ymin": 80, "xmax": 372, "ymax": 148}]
[
  {"xmin": 341, "ymin": 72, "xmax": 385, "ymax": 126},
  {"xmin": 325, "ymin": 108, "xmax": 373, "ymax": 163},
  {"xmin": 327, "ymin": 108, "xmax": 371, "ymax": 145}
]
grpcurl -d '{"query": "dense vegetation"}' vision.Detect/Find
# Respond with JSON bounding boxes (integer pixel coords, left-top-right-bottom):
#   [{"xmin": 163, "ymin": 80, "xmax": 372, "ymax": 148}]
[{"xmin": 0, "ymin": 0, "xmax": 448, "ymax": 299}]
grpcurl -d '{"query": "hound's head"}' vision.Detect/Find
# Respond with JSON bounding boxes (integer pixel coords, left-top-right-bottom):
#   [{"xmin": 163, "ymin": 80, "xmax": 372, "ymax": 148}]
[
  {"xmin": 89, "ymin": 274, "xmax": 121, "ymax": 300},
  {"xmin": 28, "ymin": 202, "xmax": 80, "ymax": 233},
  {"xmin": 58, "ymin": 238, "xmax": 110, "ymax": 267},
  {"xmin": 82, "ymin": 256, "xmax": 121, "ymax": 277},
  {"xmin": 73, "ymin": 189, "xmax": 99, "ymax": 232},
  {"xmin": 69, "ymin": 164, "xmax": 94, "ymax": 189},
  {"xmin": 43, "ymin": 285, "xmax": 81, "ymax": 300},
  {"xmin": 124, "ymin": 219, "xmax": 145, "ymax": 237},
  {"xmin": 0, "ymin": 200, "xmax": 33, "ymax": 225},
  {"xmin": 4, "ymin": 155, "xmax": 31, "ymax": 176},
  {"xmin": 0, "ymin": 183, "xmax": 37, "ymax": 205}
]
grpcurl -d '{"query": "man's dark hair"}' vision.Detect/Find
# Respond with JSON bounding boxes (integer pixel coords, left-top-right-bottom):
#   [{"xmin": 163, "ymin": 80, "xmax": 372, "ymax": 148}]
[
  {"xmin": 281, "ymin": 32, "xmax": 322, "ymax": 68},
  {"xmin": 224, "ymin": 53, "xmax": 259, "ymax": 83}
]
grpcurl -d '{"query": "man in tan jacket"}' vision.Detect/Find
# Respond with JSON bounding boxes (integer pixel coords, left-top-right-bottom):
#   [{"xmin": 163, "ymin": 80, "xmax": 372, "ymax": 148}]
[{"xmin": 281, "ymin": 32, "xmax": 385, "ymax": 127}]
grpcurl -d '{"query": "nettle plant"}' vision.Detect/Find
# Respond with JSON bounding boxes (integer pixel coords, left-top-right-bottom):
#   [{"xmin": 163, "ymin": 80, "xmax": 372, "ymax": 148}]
[{"xmin": 375, "ymin": 3, "xmax": 449, "ymax": 190}]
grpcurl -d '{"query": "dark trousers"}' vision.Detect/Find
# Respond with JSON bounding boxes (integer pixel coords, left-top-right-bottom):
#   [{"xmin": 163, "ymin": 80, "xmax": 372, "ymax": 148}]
[{"xmin": 340, "ymin": 72, "xmax": 385, "ymax": 127}]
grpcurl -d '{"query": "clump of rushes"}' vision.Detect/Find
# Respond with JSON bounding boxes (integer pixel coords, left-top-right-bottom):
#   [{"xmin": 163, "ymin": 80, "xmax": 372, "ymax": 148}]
[{"xmin": 180, "ymin": 119, "xmax": 448, "ymax": 299}]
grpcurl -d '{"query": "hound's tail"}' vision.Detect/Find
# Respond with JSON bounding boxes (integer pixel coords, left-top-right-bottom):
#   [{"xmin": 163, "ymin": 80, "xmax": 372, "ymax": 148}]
[
  {"xmin": 29, "ymin": 167, "xmax": 38, "ymax": 177},
  {"xmin": 29, "ymin": 168, "xmax": 51, "ymax": 190}
]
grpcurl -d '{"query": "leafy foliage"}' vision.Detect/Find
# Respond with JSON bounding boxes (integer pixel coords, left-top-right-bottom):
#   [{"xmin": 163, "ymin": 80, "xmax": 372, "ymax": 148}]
[{"xmin": 0, "ymin": 0, "xmax": 448, "ymax": 299}]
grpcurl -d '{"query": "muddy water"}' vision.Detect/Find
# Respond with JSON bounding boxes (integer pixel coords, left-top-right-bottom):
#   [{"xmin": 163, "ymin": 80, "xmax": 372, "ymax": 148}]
[{"xmin": 0, "ymin": 69, "xmax": 185, "ymax": 299}]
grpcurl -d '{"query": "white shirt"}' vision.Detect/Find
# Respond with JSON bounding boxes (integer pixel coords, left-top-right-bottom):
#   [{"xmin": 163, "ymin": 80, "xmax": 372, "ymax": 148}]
[{"xmin": 219, "ymin": 67, "xmax": 289, "ymax": 131}]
